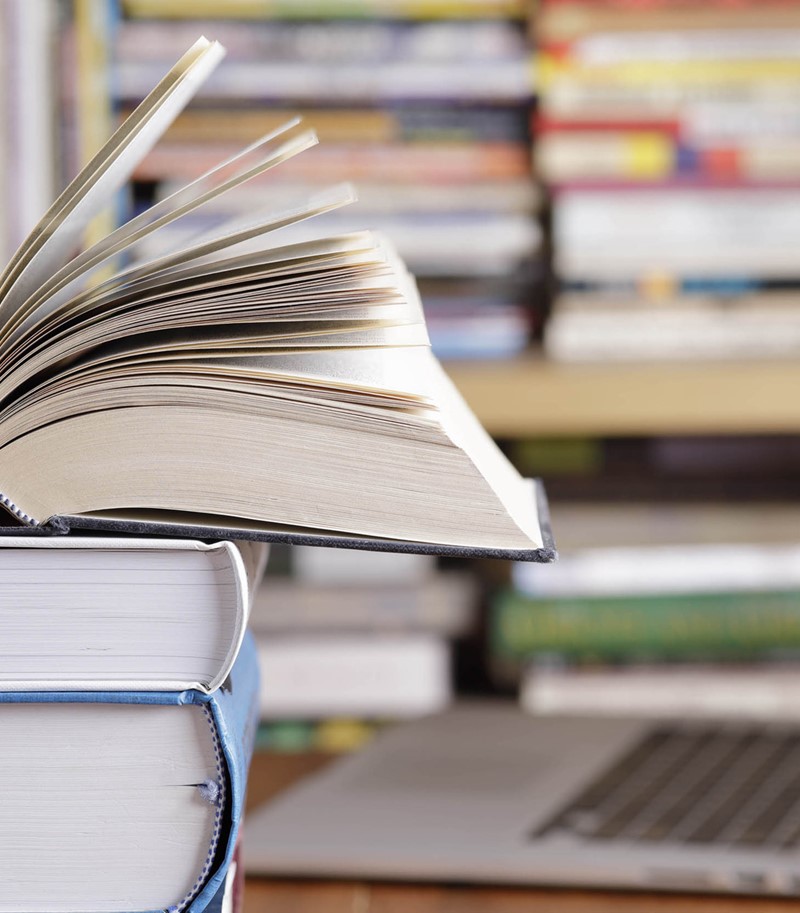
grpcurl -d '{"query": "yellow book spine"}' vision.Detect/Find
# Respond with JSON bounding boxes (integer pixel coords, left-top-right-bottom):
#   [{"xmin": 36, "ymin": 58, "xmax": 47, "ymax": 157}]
[
  {"xmin": 122, "ymin": 0, "xmax": 528, "ymax": 19},
  {"xmin": 537, "ymin": 131, "xmax": 674, "ymax": 181},
  {"xmin": 158, "ymin": 109, "xmax": 400, "ymax": 145},
  {"xmin": 624, "ymin": 133, "xmax": 673, "ymax": 179},
  {"xmin": 540, "ymin": 55, "xmax": 800, "ymax": 88}
]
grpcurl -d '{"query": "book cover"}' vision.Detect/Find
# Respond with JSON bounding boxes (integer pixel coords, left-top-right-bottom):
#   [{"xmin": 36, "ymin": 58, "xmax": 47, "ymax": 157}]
[{"xmin": 0, "ymin": 632, "xmax": 259, "ymax": 913}]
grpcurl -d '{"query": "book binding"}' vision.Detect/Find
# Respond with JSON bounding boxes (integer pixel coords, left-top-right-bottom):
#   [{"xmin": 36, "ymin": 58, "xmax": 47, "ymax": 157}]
[{"xmin": 0, "ymin": 479, "xmax": 557, "ymax": 562}]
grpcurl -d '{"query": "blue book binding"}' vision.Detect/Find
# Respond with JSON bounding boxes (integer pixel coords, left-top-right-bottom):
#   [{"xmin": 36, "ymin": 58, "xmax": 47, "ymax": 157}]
[{"xmin": 0, "ymin": 631, "xmax": 259, "ymax": 913}]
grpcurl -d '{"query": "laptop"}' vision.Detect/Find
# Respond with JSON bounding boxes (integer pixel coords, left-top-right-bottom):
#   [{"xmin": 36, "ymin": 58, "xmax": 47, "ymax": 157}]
[{"xmin": 245, "ymin": 703, "xmax": 800, "ymax": 896}]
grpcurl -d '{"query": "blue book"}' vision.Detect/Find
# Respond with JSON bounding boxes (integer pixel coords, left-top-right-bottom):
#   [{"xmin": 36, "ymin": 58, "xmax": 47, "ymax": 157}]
[{"xmin": 0, "ymin": 631, "xmax": 259, "ymax": 913}]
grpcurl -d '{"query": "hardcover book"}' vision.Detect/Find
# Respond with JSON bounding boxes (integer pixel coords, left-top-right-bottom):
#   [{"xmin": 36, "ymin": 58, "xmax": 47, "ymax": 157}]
[
  {"xmin": 0, "ymin": 536, "xmax": 266, "ymax": 692},
  {"xmin": 0, "ymin": 37, "xmax": 554, "ymax": 562},
  {"xmin": 0, "ymin": 629, "xmax": 259, "ymax": 913}
]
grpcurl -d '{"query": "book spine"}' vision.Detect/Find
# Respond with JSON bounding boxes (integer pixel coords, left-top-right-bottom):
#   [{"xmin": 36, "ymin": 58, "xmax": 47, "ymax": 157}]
[
  {"xmin": 120, "ymin": 0, "xmax": 530, "ymax": 20},
  {"xmin": 537, "ymin": 3, "xmax": 800, "ymax": 44},
  {"xmin": 0, "ymin": 491, "xmax": 39, "ymax": 526},
  {"xmin": 541, "ymin": 56, "xmax": 800, "ymax": 88},
  {"xmin": 521, "ymin": 664, "xmax": 800, "ymax": 721},
  {"xmin": 188, "ymin": 631, "xmax": 259, "ymax": 913},
  {"xmin": 492, "ymin": 588, "xmax": 800, "ymax": 663}
]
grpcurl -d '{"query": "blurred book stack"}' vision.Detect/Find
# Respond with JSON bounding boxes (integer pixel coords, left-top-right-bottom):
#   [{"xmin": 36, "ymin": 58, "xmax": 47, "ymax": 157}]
[
  {"xmin": 535, "ymin": 0, "xmax": 800, "ymax": 362},
  {"xmin": 509, "ymin": 434, "xmax": 800, "ymax": 504},
  {"xmin": 0, "ymin": 537, "xmax": 262, "ymax": 913},
  {"xmin": 492, "ymin": 522, "xmax": 800, "ymax": 721},
  {"xmin": 251, "ymin": 546, "xmax": 476, "ymax": 753},
  {"xmin": 506, "ymin": 432, "xmax": 800, "ymax": 719},
  {"xmin": 107, "ymin": 0, "xmax": 541, "ymax": 360}
]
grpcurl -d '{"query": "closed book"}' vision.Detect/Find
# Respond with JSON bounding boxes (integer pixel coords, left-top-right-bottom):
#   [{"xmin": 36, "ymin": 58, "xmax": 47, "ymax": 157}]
[
  {"xmin": 0, "ymin": 536, "xmax": 266, "ymax": 692},
  {"xmin": 554, "ymin": 187, "xmax": 800, "ymax": 281},
  {"xmin": 537, "ymin": 2, "xmax": 800, "ymax": 44},
  {"xmin": 521, "ymin": 663, "xmax": 800, "ymax": 722},
  {"xmin": 491, "ymin": 588, "xmax": 800, "ymax": 664},
  {"xmin": 114, "ymin": 19, "xmax": 527, "ymax": 68},
  {"xmin": 514, "ymin": 542, "xmax": 800, "ymax": 598},
  {"xmin": 121, "ymin": 0, "xmax": 529, "ymax": 20},
  {"xmin": 545, "ymin": 295, "xmax": 800, "ymax": 362},
  {"xmin": 0, "ymin": 631, "xmax": 259, "ymax": 913},
  {"xmin": 251, "ymin": 573, "xmax": 475, "ymax": 637},
  {"xmin": 256, "ymin": 633, "xmax": 451, "ymax": 719}
]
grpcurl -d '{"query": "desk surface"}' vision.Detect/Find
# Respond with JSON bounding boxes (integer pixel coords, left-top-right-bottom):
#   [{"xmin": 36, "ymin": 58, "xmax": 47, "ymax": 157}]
[{"xmin": 244, "ymin": 752, "xmax": 800, "ymax": 913}]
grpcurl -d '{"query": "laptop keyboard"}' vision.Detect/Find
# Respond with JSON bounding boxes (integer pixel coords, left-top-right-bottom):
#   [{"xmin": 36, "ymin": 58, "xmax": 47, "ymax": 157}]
[{"xmin": 534, "ymin": 726, "xmax": 800, "ymax": 848}]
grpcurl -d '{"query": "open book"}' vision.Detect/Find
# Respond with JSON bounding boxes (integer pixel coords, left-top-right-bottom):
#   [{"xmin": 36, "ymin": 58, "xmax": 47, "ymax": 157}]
[{"xmin": 0, "ymin": 38, "xmax": 553, "ymax": 560}]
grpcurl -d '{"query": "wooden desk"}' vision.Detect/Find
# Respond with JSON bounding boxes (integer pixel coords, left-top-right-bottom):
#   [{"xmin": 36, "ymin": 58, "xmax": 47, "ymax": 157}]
[{"xmin": 244, "ymin": 752, "xmax": 800, "ymax": 913}]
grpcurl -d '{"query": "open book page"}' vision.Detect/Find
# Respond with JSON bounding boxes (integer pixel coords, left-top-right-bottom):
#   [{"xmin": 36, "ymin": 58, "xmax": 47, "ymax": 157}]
[
  {"xmin": 0, "ymin": 187, "xmax": 360, "ymax": 404},
  {"xmin": 0, "ymin": 39, "xmax": 226, "ymax": 332},
  {"xmin": 0, "ymin": 39, "xmax": 549, "ymax": 557},
  {"xmin": 4, "ymin": 123, "xmax": 319, "ymax": 349}
]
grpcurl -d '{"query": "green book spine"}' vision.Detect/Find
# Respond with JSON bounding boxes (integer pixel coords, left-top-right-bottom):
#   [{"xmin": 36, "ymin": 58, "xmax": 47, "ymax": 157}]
[{"xmin": 492, "ymin": 588, "xmax": 800, "ymax": 663}]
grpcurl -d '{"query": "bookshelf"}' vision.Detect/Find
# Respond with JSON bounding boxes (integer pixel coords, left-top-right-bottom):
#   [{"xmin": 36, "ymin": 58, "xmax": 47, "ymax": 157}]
[
  {"xmin": 104, "ymin": 0, "xmax": 540, "ymax": 361},
  {"xmin": 36, "ymin": 0, "xmax": 800, "ymax": 753},
  {"xmin": 446, "ymin": 357, "xmax": 800, "ymax": 438}
]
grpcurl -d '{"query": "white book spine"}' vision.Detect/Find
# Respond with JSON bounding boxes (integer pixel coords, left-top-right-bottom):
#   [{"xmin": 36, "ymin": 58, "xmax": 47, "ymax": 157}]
[
  {"xmin": 522, "ymin": 665, "xmax": 800, "ymax": 722},
  {"xmin": 257, "ymin": 634, "xmax": 451, "ymax": 718}
]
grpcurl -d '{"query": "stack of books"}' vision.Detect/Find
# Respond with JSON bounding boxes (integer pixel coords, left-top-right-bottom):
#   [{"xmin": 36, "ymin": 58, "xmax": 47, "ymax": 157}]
[
  {"xmin": 494, "ymin": 538, "xmax": 800, "ymax": 723},
  {"xmin": 0, "ymin": 35, "xmax": 552, "ymax": 912},
  {"xmin": 252, "ymin": 546, "xmax": 476, "ymax": 739},
  {"xmin": 0, "ymin": 536, "xmax": 264, "ymax": 913},
  {"xmin": 89, "ymin": 0, "xmax": 541, "ymax": 360},
  {"xmin": 534, "ymin": 0, "xmax": 800, "ymax": 362}
]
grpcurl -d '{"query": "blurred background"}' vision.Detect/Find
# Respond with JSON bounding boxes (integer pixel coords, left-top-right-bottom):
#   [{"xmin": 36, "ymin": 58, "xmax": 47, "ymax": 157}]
[{"xmin": 9, "ymin": 0, "xmax": 800, "ymax": 754}]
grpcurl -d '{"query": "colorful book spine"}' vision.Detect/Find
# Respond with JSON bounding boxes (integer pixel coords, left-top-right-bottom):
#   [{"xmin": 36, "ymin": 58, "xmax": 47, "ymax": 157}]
[
  {"xmin": 492, "ymin": 589, "xmax": 800, "ymax": 663},
  {"xmin": 120, "ymin": 0, "xmax": 530, "ymax": 20}
]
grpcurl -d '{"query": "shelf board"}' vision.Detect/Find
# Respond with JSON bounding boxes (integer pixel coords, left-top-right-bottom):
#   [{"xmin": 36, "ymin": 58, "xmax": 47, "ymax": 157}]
[{"xmin": 445, "ymin": 357, "xmax": 800, "ymax": 437}]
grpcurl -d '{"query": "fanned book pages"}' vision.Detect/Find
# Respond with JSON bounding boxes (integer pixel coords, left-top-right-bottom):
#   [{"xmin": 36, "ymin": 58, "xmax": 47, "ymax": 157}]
[{"xmin": 0, "ymin": 37, "xmax": 554, "ymax": 561}]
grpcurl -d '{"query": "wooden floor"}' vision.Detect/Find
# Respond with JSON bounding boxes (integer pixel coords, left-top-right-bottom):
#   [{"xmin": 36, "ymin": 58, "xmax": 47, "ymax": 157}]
[{"xmin": 243, "ymin": 752, "xmax": 800, "ymax": 913}]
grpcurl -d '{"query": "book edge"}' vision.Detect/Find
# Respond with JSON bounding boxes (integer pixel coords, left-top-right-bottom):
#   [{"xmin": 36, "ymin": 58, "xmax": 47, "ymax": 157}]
[{"xmin": 36, "ymin": 479, "xmax": 556, "ymax": 561}]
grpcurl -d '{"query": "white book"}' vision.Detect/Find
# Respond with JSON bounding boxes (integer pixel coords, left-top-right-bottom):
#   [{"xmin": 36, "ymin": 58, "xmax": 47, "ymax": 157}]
[
  {"xmin": 572, "ymin": 29, "xmax": 800, "ymax": 65},
  {"xmin": 556, "ymin": 190, "xmax": 800, "ymax": 279},
  {"xmin": 545, "ymin": 300, "xmax": 800, "ymax": 362},
  {"xmin": 0, "ymin": 536, "xmax": 266, "ymax": 692},
  {"xmin": 522, "ymin": 664, "xmax": 800, "ymax": 722},
  {"xmin": 257, "ymin": 634, "xmax": 451, "ymax": 719},
  {"xmin": 292, "ymin": 544, "xmax": 434, "ymax": 585},
  {"xmin": 513, "ymin": 543, "xmax": 800, "ymax": 599},
  {"xmin": 251, "ymin": 572, "xmax": 475, "ymax": 636},
  {"xmin": 0, "ymin": 702, "xmax": 220, "ymax": 913},
  {"xmin": 117, "ymin": 60, "xmax": 534, "ymax": 103}
]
